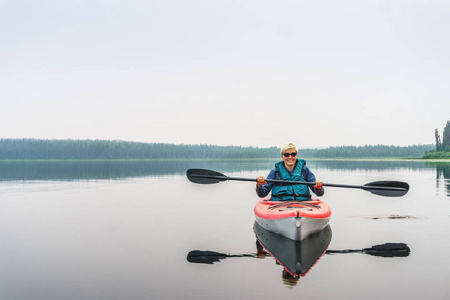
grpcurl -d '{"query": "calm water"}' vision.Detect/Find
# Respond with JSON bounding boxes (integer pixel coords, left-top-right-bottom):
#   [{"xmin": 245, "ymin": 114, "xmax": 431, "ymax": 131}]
[{"xmin": 0, "ymin": 160, "xmax": 449, "ymax": 300}]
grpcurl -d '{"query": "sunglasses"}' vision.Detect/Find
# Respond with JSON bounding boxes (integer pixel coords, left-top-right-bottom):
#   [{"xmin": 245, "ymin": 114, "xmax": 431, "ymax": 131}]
[{"xmin": 283, "ymin": 152, "xmax": 297, "ymax": 157}]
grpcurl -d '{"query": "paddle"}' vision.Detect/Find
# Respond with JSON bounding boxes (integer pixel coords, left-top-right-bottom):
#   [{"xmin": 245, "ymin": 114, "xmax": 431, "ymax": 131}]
[
  {"xmin": 186, "ymin": 169, "xmax": 409, "ymax": 197},
  {"xmin": 187, "ymin": 250, "xmax": 255, "ymax": 264},
  {"xmin": 187, "ymin": 243, "xmax": 411, "ymax": 264},
  {"xmin": 326, "ymin": 242, "xmax": 411, "ymax": 257}
]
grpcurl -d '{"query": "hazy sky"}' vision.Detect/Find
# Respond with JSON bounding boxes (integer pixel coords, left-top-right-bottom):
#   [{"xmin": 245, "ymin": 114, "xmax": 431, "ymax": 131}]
[{"xmin": 1, "ymin": 0, "xmax": 449, "ymax": 148}]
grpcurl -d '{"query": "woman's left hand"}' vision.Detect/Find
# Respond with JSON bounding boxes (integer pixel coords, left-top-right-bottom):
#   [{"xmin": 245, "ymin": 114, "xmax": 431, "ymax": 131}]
[
  {"xmin": 256, "ymin": 176, "xmax": 267, "ymax": 187},
  {"xmin": 314, "ymin": 180, "xmax": 323, "ymax": 190}
]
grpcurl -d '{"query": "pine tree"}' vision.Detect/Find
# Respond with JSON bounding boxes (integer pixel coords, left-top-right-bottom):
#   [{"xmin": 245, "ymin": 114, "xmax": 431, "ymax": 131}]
[
  {"xmin": 435, "ymin": 128, "xmax": 442, "ymax": 151},
  {"xmin": 443, "ymin": 120, "xmax": 450, "ymax": 152}
]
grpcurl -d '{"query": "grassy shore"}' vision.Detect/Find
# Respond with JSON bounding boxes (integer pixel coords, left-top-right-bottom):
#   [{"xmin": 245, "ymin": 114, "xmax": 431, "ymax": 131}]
[{"xmin": 422, "ymin": 151, "xmax": 450, "ymax": 160}]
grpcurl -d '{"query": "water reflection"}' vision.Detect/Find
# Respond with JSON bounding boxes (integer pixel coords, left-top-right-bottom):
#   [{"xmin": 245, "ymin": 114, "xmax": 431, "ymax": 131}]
[
  {"xmin": 187, "ymin": 223, "xmax": 410, "ymax": 285},
  {"xmin": 254, "ymin": 222, "xmax": 332, "ymax": 284},
  {"xmin": 1, "ymin": 160, "xmax": 449, "ymax": 185},
  {"xmin": 427, "ymin": 162, "xmax": 450, "ymax": 197},
  {"xmin": 307, "ymin": 159, "xmax": 434, "ymax": 171},
  {"xmin": 186, "ymin": 224, "xmax": 332, "ymax": 286},
  {"xmin": 0, "ymin": 160, "xmax": 276, "ymax": 181}
]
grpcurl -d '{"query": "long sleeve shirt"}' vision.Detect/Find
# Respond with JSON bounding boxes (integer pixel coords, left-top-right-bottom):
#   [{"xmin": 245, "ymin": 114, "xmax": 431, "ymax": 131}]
[{"xmin": 256, "ymin": 164, "xmax": 324, "ymax": 198}]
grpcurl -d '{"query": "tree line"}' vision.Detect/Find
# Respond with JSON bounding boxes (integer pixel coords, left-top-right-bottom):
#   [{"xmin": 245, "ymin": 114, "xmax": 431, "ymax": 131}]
[
  {"xmin": 424, "ymin": 119, "xmax": 450, "ymax": 159},
  {"xmin": 0, "ymin": 139, "xmax": 280, "ymax": 159},
  {"xmin": 434, "ymin": 120, "xmax": 450, "ymax": 152},
  {"xmin": 312, "ymin": 144, "xmax": 433, "ymax": 158},
  {"xmin": 0, "ymin": 139, "xmax": 434, "ymax": 160}
]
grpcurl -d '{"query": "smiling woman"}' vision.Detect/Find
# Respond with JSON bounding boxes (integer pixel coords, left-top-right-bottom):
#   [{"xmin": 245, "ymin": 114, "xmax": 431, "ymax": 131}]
[{"xmin": 256, "ymin": 143, "xmax": 324, "ymax": 201}]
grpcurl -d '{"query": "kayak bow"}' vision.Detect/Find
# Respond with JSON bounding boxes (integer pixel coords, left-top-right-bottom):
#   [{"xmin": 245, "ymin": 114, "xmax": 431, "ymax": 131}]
[{"xmin": 254, "ymin": 197, "xmax": 331, "ymax": 241}]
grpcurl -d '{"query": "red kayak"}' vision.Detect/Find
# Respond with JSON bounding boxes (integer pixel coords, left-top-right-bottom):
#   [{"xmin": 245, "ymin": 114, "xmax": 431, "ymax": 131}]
[{"xmin": 254, "ymin": 197, "xmax": 331, "ymax": 241}]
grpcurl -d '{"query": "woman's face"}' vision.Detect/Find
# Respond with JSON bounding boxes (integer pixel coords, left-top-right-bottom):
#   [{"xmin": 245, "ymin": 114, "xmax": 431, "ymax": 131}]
[{"xmin": 282, "ymin": 148, "xmax": 297, "ymax": 169}]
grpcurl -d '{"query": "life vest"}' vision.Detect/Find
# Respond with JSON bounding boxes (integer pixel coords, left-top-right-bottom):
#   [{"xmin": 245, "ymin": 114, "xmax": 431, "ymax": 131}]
[{"xmin": 271, "ymin": 159, "xmax": 311, "ymax": 201}]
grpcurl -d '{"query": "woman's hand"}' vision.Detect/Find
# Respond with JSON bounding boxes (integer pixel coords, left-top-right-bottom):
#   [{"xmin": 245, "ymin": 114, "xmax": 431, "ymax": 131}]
[
  {"xmin": 256, "ymin": 176, "xmax": 267, "ymax": 187},
  {"xmin": 314, "ymin": 180, "xmax": 323, "ymax": 190}
]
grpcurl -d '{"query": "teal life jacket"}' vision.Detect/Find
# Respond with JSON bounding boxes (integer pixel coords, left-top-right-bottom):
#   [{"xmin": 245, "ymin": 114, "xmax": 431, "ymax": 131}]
[{"xmin": 271, "ymin": 159, "xmax": 311, "ymax": 201}]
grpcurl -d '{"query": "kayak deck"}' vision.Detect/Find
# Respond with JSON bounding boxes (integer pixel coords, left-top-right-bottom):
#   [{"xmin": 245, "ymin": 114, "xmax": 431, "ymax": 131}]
[{"xmin": 254, "ymin": 197, "xmax": 331, "ymax": 241}]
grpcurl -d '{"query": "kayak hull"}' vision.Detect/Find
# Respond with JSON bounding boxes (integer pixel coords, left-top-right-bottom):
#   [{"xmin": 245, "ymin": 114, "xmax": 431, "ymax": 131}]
[
  {"xmin": 254, "ymin": 197, "xmax": 331, "ymax": 241},
  {"xmin": 254, "ymin": 222, "xmax": 332, "ymax": 277}
]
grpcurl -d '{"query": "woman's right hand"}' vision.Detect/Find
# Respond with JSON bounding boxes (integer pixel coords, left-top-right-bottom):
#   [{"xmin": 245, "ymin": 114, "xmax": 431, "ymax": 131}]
[{"xmin": 256, "ymin": 176, "xmax": 267, "ymax": 187}]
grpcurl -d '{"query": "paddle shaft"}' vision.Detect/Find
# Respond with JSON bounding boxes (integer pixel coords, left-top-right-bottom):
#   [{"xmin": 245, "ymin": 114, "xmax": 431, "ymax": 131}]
[{"xmin": 189, "ymin": 174, "xmax": 407, "ymax": 192}]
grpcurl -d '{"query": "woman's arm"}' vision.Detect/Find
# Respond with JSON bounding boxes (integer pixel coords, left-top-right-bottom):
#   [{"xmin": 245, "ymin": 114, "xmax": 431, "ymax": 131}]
[{"xmin": 256, "ymin": 169, "xmax": 276, "ymax": 198}]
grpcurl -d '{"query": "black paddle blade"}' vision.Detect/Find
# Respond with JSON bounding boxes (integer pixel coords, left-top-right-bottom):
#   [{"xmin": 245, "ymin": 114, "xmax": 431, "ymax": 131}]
[
  {"xmin": 187, "ymin": 250, "xmax": 228, "ymax": 264},
  {"xmin": 326, "ymin": 242, "xmax": 411, "ymax": 257},
  {"xmin": 186, "ymin": 169, "xmax": 228, "ymax": 184},
  {"xmin": 363, "ymin": 243, "xmax": 411, "ymax": 257},
  {"xmin": 362, "ymin": 181, "xmax": 409, "ymax": 197},
  {"xmin": 187, "ymin": 250, "xmax": 256, "ymax": 264}
]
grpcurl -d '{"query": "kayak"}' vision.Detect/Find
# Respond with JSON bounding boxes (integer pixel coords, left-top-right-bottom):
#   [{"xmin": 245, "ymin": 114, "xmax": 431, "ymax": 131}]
[
  {"xmin": 254, "ymin": 221, "xmax": 332, "ymax": 278},
  {"xmin": 254, "ymin": 197, "xmax": 331, "ymax": 241}
]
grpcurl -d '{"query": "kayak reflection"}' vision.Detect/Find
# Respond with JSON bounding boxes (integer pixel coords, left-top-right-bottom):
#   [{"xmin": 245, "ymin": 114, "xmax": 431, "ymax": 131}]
[
  {"xmin": 187, "ymin": 224, "xmax": 410, "ymax": 284},
  {"xmin": 187, "ymin": 238, "xmax": 410, "ymax": 265},
  {"xmin": 254, "ymin": 221, "xmax": 332, "ymax": 279}
]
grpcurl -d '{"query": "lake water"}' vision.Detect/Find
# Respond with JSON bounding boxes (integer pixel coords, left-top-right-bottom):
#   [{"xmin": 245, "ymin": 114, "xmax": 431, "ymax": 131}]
[{"xmin": 0, "ymin": 160, "xmax": 449, "ymax": 300}]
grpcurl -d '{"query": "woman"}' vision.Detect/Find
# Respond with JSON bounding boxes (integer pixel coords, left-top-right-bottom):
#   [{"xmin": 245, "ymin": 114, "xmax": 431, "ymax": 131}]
[{"xmin": 256, "ymin": 143, "xmax": 324, "ymax": 201}]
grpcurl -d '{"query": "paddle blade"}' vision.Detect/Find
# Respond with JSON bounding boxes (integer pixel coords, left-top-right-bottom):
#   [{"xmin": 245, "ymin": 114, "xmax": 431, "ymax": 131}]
[
  {"xmin": 186, "ymin": 169, "xmax": 228, "ymax": 184},
  {"xmin": 364, "ymin": 243, "xmax": 411, "ymax": 257},
  {"xmin": 362, "ymin": 181, "xmax": 409, "ymax": 197},
  {"xmin": 187, "ymin": 250, "xmax": 228, "ymax": 264},
  {"xmin": 327, "ymin": 242, "xmax": 411, "ymax": 257}
]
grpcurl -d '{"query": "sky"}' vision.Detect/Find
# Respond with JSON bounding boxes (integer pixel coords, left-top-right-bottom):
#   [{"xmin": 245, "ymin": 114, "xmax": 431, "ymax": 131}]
[{"xmin": 1, "ymin": 0, "xmax": 449, "ymax": 148}]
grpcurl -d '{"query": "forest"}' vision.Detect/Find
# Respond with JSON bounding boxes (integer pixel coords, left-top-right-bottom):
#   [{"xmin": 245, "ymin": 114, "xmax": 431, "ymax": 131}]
[
  {"xmin": 0, "ymin": 139, "xmax": 434, "ymax": 160},
  {"xmin": 425, "ymin": 120, "xmax": 450, "ymax": 158}
]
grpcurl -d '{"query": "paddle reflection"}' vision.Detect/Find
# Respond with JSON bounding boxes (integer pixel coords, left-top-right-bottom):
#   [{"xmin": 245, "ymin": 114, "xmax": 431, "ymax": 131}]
[{"xmin": 254, "ymin": 221, "xmax": 332, "ymax": 282}]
